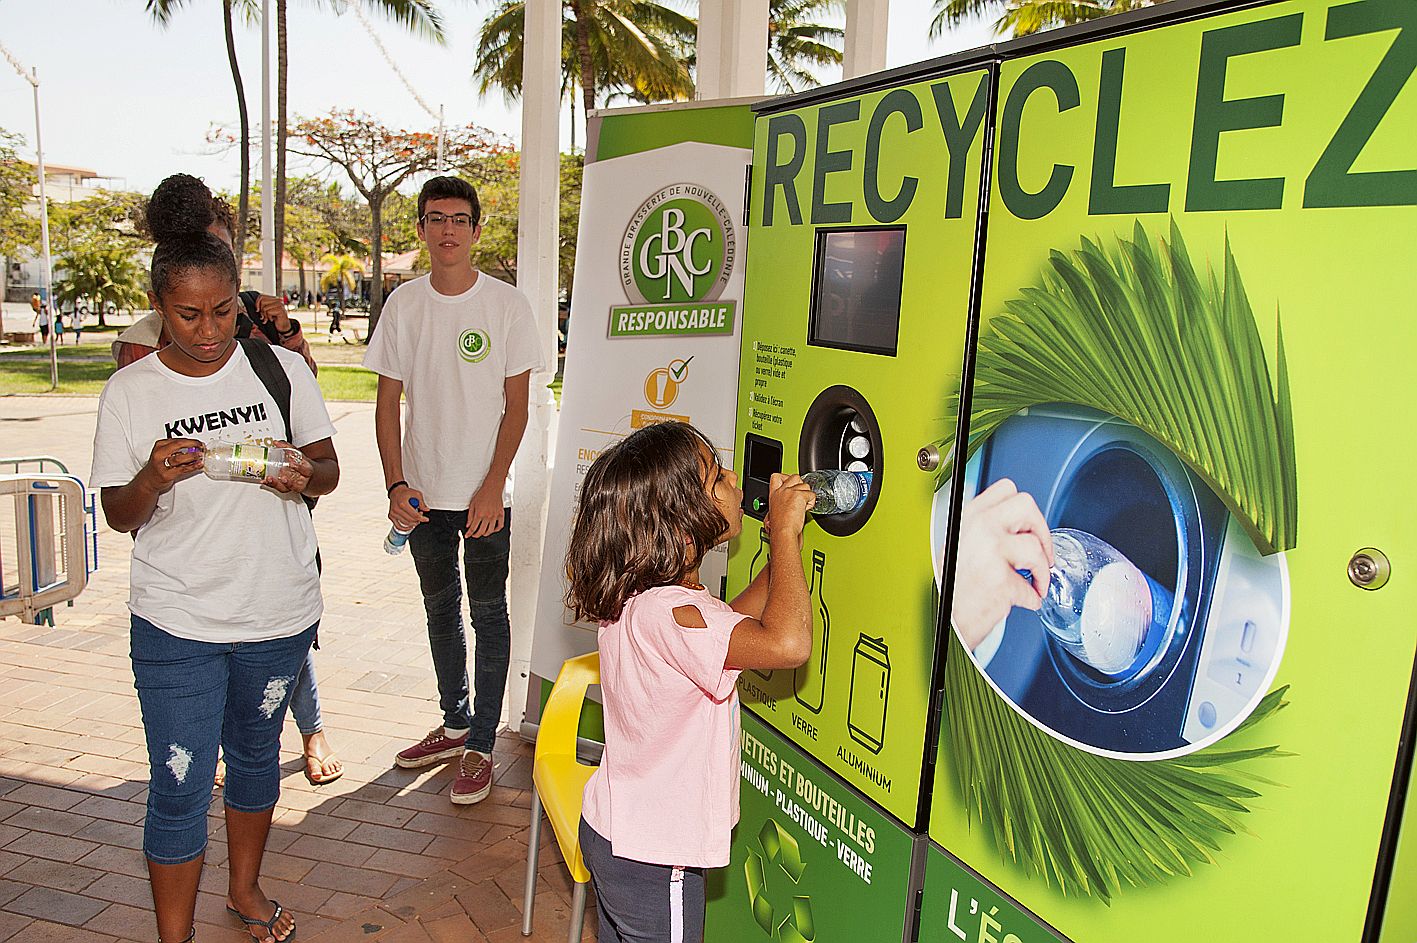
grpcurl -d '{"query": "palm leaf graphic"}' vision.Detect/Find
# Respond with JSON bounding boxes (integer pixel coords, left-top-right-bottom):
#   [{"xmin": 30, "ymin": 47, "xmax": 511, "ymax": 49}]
[
  {"xmin": 945, "ymin": 218, "xmax": 1298, "ymax": 554},
  {"xmin": 940, "ymin": 221, "xmax": 1297, "ymax": 902}
]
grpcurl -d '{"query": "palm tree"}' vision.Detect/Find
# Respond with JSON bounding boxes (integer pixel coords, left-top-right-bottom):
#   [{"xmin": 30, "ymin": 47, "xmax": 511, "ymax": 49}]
[
  {"xmin": 930, "ymin": 0, "xmax": 1159, "ymax": 38},
  {"xmin": 319, "ymin": 252, "xmax": 363, "ymax": 309},
  {"xmin": 766, "ymin": 0, "xmax": 844, "ymax": 93},
  {"xmin": 146, "ymin": 0, "xmax": 255, "ymax": 256},
  {"xmin": 278, "ymin": 1, "xmax": 446, "ymax": 298},
  {"xmin": 147, "ymin": 2, "xmax": 446, "ymax": 277},
  {"xmin": 473, "ymin": 0, "xmax": 697, "ymax": 119}
]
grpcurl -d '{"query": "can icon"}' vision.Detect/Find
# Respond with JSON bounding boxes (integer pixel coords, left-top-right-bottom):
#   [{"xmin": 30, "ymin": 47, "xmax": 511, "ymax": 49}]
[{"xmin": 848, "ymin": 634, "xmax": 890, "ymax": 754}]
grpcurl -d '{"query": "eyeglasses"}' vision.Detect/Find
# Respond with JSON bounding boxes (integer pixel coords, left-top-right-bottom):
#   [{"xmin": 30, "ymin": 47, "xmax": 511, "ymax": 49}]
[{"xmin": 420, "ymin": 212, "xmax": 476, "ymax": 228}]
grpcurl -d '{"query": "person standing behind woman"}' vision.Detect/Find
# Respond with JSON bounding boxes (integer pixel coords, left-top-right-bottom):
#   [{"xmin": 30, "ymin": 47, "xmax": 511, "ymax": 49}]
[
  {"xmin": 565, "ymin": 421, "xmax": 816, "ymax": 943},
  {"xmin": 90, "ymin": 174, "xmax": 339, "ymax": 943},
  {"xmin": 111, "ymin": 189, "xmax": 342, "ymax": 787}
]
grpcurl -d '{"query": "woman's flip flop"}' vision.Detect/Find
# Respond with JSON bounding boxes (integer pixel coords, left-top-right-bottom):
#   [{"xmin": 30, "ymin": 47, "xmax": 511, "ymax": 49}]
[
  {"xmin": 303, "ymin": 750, "xmax": 344, "ymax": 786},
  {"xmin": 226, "ymin": 900, "xmax": 295, "ymax": 943}
]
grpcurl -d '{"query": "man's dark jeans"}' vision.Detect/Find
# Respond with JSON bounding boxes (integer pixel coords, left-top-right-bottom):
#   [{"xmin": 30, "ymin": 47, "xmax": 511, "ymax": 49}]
[{"xmin": 408, "ymin": 508, "xmax": 512, "ymax": 755}]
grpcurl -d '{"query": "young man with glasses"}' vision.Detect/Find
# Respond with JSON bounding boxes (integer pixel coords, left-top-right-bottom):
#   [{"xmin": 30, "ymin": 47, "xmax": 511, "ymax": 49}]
[{"xmin": 364, "ymin": 176, "xmax": 542, "ymax": 804}]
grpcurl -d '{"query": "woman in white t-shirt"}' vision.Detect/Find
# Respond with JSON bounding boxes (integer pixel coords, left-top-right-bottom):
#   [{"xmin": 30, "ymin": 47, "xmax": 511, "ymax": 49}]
[{"xmin": 90, "ymin": 174, "xmax": 339, "ymax": 943}]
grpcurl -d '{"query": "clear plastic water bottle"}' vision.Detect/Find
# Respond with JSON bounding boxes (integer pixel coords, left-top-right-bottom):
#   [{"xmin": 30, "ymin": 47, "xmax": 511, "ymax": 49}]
[
  {"xmin": 801, "ymin": 470, "xmax": 872, "ymax": 515},
  {"xmin": 202, "ymin": 443, "xmax": 303, "ymax": 483},
  {"xmin": 384, "ymin": 498, "xmax": 421, "ymax": 555},
  {"xmin": 1037, "ymin": 528, "xmax": 1173, "ymax": 674}
]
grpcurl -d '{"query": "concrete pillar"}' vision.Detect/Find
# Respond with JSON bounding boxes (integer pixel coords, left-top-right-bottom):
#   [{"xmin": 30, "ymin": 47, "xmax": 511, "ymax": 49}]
[
  {"xmin": 695, "ymin": 0, "xmax": 769, "ymax": 99},
  {"xmin": 843, "ymin": 0, "xmax": 890, "ymax": 79},
  {"xmin": 509, "ymin": 0, "xmax": 561, "ymax": 735}
]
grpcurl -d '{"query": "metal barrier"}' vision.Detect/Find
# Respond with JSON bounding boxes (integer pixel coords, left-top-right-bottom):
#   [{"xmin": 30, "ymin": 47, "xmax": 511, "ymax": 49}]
[{"xmin": 0, "ymin": 456, "xmax": 99, "ymax": 625}]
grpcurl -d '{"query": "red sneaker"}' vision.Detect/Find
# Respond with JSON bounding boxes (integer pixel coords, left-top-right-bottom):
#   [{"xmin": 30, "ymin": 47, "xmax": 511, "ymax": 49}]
[
  {"xmin": 450, "ymin": 750, "xmax": 492, "ymax": 805},
  {"xmin": 395, "ymin": 727, "xmax": 468, "ymax": 769}
]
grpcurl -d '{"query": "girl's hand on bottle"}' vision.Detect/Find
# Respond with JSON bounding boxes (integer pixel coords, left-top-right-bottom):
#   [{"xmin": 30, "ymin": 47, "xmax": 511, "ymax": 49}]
[
  {"xmin": 142, "ymin": 439, "xmax": 205, "ymax": 493},
  {"xmin": 765, "ymin": 473, "xmax": 816, "ymax": 542},
  {"xmin": 264, "ymin": 440, "xmax": 313, "ymax": 494}
]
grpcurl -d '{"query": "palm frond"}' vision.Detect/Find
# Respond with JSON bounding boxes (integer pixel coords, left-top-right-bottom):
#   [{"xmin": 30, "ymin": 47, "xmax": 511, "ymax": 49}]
[
  {"xmin": 947, "ymin": 221, "xmax": 1298, "ymax": 554},
  {"xmin": 361, "ymin": 0, "xmax": 447, "ymax": 44},
  {"xmin": 944, "ymin": 631, "xmax": 1290, "ymax": 903}
]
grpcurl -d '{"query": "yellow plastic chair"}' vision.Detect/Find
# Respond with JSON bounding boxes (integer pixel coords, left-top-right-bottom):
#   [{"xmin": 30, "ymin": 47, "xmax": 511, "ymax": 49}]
[{"xmin": 522, "ymin": 651, "xmax": 600, "ymax": 941}]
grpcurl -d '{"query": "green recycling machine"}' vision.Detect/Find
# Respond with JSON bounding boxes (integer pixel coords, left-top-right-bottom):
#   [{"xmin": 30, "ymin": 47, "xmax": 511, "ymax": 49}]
[{"xmin": 704, "ymin": 0, "xmax": 1417, "ymax": 940}]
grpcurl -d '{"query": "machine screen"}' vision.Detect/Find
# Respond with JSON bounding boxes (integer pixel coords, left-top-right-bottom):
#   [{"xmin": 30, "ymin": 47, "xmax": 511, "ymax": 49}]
[{"xmin": 809, "ymin": 228, "xmax": 905, "ymax": 356}]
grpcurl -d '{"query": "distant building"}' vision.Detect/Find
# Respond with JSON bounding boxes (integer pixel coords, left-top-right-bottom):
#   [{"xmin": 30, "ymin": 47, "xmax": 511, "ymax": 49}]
[
  {"xmin": 2, "ymin": 162, "xmax": 125, "ymax": 307},
  {"xmin": 241, "ymin": 248, "xmax": 424, "ymax": 303}
]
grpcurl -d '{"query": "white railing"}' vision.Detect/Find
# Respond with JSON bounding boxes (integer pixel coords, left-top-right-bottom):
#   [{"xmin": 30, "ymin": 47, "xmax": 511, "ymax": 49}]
[{"xmin": 0, "ymin": 456, "xmax": 98, "ymax": 625}]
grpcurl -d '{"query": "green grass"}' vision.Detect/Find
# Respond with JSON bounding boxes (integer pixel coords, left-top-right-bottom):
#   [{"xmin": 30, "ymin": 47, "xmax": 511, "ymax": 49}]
[
  {"xmin": 0, "ymin": 348, "xmax": 380, "ymax": 402},
  {"xmin": 316, "ymin": 365, "xmax": 378, "ymax": 402},
  {"xmin": 0, "ymin": 347, "xmax": 552, "ymax": 406},
  {"xmin": 0, "ymin": 358, "xmax": 114, "ymax": 395}
]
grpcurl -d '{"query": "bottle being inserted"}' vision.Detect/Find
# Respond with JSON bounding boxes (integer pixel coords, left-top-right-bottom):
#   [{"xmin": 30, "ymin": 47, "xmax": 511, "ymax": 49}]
[
  {"xmin": 1037, "ymin": 528, "xmax": 1174, "ymax": 675},
  {"xmin": 801, "ymin": 470, "xmax": 872, "ymax": 515},
  {"xmin": 199, "ymin": 443, "xmax": 304, "ymax": 483}
]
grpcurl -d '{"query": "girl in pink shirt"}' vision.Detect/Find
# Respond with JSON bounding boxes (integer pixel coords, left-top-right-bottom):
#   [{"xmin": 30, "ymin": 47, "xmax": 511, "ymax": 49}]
[{"xmin": 566, "ymin": 421, "xmax": 816, "ymax": 943}]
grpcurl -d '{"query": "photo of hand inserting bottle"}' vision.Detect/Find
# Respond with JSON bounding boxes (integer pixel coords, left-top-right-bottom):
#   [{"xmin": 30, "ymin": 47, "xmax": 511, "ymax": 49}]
[
  {"xmin": 952, "ymin": 482, "xmax": 1166, "ymax": 675},
  {"xmin": 938, "ymin": 408, "xmax": 1289, "ymax": 759}
]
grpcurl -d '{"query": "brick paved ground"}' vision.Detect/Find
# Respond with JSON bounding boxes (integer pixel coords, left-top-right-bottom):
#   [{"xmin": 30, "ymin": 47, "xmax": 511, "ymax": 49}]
[{"xmin": 0, "ymin": 395, "xmax": 596, "ymax": 943}]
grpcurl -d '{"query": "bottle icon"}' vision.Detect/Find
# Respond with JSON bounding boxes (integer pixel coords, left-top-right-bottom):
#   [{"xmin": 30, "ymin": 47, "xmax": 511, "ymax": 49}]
[
  {"xmin": 848, "ymin": 634, "xmax": 890, "ymax": 754},
  {"xmin": 1038, "ymin": 528, "xmax": 1174, "ymax": 675},
  {"xmin": 794, "ymin": 550, "xmax": 829, "ymax": 714},
  {"xmin": 384, "ymin": 498, "xmax": 422, "ymax": 555},
  {"xmin": 747, "ymin": 527, "xmax": 773, "ymax": 680},
  {"xmin": 202, "ymin": 443, "xmax": 302, "ymax": 483},
  {"xmin": 801, "ymin": 470, "xmax": 872, "ymax": 516}
]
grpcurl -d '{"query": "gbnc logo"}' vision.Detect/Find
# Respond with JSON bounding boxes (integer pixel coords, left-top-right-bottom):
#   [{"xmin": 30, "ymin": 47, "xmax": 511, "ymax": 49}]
[
  {"xmin": 621, "ymin": 184, "xmax": 736, "ymax": 306},
  {"xmin": 641, "ymin": 208, "xmax": 711, "ymax": 300},
  {"xmin": 458, "ymin": 328, "xmax": 490, "ymax": 364}
]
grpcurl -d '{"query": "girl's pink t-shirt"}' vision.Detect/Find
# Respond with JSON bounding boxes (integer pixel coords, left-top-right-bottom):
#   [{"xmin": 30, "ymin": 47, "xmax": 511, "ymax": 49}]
[{"xmin": 581, "ymin": 584, "xmax": 746, "ymax": 868}]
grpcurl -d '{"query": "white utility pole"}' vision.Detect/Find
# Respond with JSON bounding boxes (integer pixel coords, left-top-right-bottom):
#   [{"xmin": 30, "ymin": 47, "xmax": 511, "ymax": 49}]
[
  {"xmin": 32, "ymin": 68, "xmax": 55, "ymax": 389},
  {"xmin": 2, "ymin": 43, "xmax": 57, "ymax": 387},
  {"xmin": 844, "ymin": 0, "xmax": 891, "ymax": 79},
  {"xmin": 509, "ymin": 0, "xmax": 561, "ymax": 743},
  {"xmin": 260, "ymin": 0, "xmax": 276, "ymax": 295}
]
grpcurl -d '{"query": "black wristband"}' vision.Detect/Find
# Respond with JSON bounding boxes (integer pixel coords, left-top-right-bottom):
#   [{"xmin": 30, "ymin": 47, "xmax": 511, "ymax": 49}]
[
  {"xmin": 387, "ymin": 480, "xmax": 408, "ymax": 496},
  {"xmin": 278, "ymin": 319, "xmax": 301, "ymax": 340}
]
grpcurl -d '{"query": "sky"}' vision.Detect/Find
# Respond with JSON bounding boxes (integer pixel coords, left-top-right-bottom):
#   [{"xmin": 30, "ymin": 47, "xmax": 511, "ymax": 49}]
[{"xmin": 0, "ymin": 0, "xmax": 998, "ymax": 196}]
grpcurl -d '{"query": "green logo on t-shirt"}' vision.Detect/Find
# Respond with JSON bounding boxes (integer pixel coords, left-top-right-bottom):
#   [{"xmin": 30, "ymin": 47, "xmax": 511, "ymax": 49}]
[{"xmin": 458, "ymin": 328, "xmax": 491, "ymax": 363}]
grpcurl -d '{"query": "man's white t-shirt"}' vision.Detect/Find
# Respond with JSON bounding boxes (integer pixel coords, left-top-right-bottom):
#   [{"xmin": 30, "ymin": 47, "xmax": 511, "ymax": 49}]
[
  {"xmin": 90, "ymin": 344, "xmax": 336, "ymax": 644},
  {"xmin": 363, "ymin": 273, "xmax": 543, "ymax": 511}
]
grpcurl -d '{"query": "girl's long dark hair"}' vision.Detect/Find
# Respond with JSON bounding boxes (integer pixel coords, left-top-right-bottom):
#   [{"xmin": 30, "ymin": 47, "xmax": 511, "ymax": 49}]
[
  {"xmin": 145, "ymin": 174, "xmax": 239, "ymax": 299},
  {"xmin": 565, "ymin": 422, "xmax": 731, "ymax": 623}
]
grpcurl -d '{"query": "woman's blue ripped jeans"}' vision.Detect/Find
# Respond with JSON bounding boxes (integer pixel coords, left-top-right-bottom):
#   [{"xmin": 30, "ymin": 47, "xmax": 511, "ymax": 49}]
[{"xmin": 130, "ymin": 615, "xmax": 317, "ymax": 864}]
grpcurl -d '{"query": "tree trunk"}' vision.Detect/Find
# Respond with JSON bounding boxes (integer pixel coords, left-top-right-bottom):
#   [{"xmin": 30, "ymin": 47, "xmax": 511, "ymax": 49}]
[
  {"xmin": 223, "ymin": 0, "xmax": 251, "ymax": 259},
  {"xmin": 571, "ymin": 0, "xmax": 596, "ymax": 117},
  {"xmin": 297, "ymin": 260, "xmax": 306, "ymax": 301},
  {"xmin": 275, "ymin": 0, "xmax": 288, "ymax": 295},
  {"xmin": 367, "ymin": 194, "xmax": 385, "ymax": 341}
]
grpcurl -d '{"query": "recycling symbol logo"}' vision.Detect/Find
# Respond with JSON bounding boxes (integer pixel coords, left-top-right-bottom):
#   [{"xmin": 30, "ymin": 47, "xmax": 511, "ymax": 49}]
[{"xmin": 744, "ymin": 820, "xmax": 815, "ymax": 943}]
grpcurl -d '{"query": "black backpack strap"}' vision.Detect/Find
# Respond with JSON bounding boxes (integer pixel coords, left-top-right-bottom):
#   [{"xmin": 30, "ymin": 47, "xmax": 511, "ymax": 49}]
[
  {"xmin": 237, "ymin": 337, "xmax": 318, "ymax": 516},
  {"xmin": 239, "ymin": 337, "xmax": 293, "ymax": 440}
]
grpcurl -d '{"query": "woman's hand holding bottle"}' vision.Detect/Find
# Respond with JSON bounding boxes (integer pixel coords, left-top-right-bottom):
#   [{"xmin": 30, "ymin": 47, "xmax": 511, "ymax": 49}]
[
  {"xmin": 262, "ymin": 440, "xmax": 314, "ymax": 494},
  {"xmin": 141, "ymin": 439, "xmax": 205, "ymax": 494}
]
